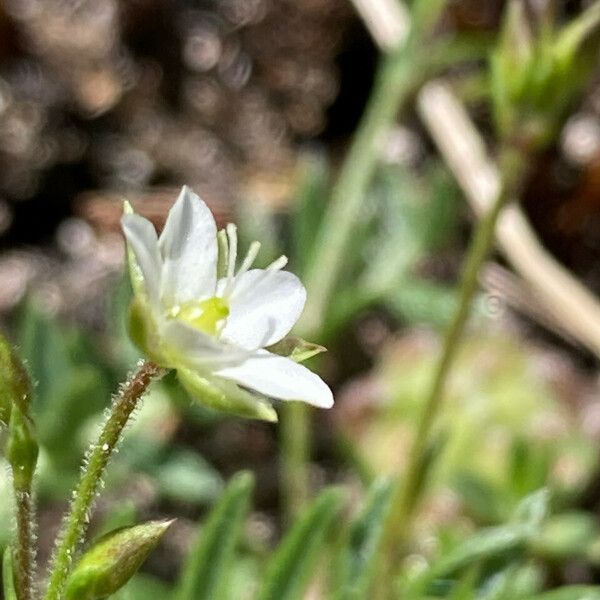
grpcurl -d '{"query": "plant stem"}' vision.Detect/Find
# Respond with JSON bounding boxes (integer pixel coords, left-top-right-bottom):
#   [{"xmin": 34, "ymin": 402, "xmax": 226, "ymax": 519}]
[
  {"xmin": 378, "ymin": 156, "xmax": 522, "ymax": 587},
  {"xmin": 43, "ymin": 361, "xmax": 165, "ymax": 600},
  {"xmin": 280, "ymin": 402, "xmax": 310, "ymax": 522},
  {"xmin": 280, "ymin": 47, "xmax": 418, "ymax": 521},
  {"xmin": 13, "ymin": 489, "xmax": 36, "ymax": 600},
  {"xmin": 300, "ymin": 48, "xmax": 416, "ymax": 335}
]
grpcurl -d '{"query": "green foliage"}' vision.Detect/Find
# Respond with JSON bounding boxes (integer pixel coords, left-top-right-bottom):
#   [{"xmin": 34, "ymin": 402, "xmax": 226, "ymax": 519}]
[
  {"xmin": 292, "ymin": 154, "xmax": 330, "ymax": 279},
  {"xmin": 17, "ymin": 301, "xmax": 113, "ymax": 480},
  {"xmin": 2, "ymin": 549, "xmax": 17, "ymax": 600},
  {"xmin": 173, "ymin": 471, "xmax": 254, "ymax": 600},
  {"xmin": 491, "ymin": 0, "xmax": 600, "ymax": 148},
  {"xmin": 334, "ymin": 479, "xmax": 394, "ymax": 600},
  {"xmin": 525, "ymin": 587, "xmax": 600, "ymax": 600},
  {"xmin": 257, "ymin": 487, "xmax": 344, "ymax": 600}
]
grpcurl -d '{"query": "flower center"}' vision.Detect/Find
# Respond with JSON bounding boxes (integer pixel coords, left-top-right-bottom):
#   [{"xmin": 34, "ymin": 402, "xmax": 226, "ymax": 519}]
[{"xmin": 169, "ymin": 297, "xmax": 229, "ymax": 336}]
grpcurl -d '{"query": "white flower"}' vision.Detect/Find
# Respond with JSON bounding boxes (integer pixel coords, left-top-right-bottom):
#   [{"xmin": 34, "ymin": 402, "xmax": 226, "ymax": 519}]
[{"xmin": 121, "ymin": 185, "xmax": 333, "ymax": 420}]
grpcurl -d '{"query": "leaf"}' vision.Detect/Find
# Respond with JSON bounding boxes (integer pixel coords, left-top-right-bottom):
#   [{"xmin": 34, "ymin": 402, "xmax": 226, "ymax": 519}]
[
  {"xmin": 447, "ymin": 567, "xmax": 479, "ymax": 600},
  {"xmin": 2, "ymin": 549, "xmax": 17, "ymax": 600},
  {"xmin": 334, "ymin": 480, "xmax": 393, "ymax": 600},
  {"xmin": 64, "ymin": 520, "xmax": 172, "ymax": 600},
  {"xmin": 257, "ymin": 487, "xmax": 344, "ymax": 600},
  {"xmin": 452, "ymin": 472, "xmax": 508, "ymax": 524},
  {"xmin": 430, "ymin": 524, "xmax": 530, "ymax": 579},
  {"xmin": 173, "ymin": 471, "xmax": 254, "ymax": 600},
  {"xmin": 292, "ymin": 154, "xmax": 329, "ymax": 277},
  {"xmin": 512, "ymin": 489, "xmax": 549, "ymax": 531},
  {"xmin": 525, "ymin": 587, "xmax": 600, "ymax": 600}
]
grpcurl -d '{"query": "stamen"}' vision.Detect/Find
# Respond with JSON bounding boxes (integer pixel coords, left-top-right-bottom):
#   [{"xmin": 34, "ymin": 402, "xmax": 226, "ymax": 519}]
[
  {"xmin": 229, "ymin": 254, "xmax": 288, "ymax": 299},
  {"xmin": 266, "ymin": 255, "xmax": 288, "ymax": 271},
  {"xmin": 237, "ymin": 241, "xmax": 261, "ymax": 278},
  {"xmin": 225, "ymin": 223, "xmax": 238, "ymax": 283},
  {"xmin": 216, "ymin": 229, "xmax": 229, "ymax": 279}
]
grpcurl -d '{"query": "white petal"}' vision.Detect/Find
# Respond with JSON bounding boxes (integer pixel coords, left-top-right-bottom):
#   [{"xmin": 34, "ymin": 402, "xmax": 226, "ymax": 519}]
[
  {"xmin": 214, "ymin": 350, "xmax": 333, "ymax": 408},
  {"xmin": 159, "ymin": 186, "xmax": 218, "ymax": 304},
  {"xmin": 161, "ymin": 320, "xmax": 249, "ymax": 369},
  {"xmin": 121, "ymin": 213, "xmax": 161, "ymax": 307},
  {"xmin": 221, "ymin": 269, "xmax": 306, "ymax": 350}
]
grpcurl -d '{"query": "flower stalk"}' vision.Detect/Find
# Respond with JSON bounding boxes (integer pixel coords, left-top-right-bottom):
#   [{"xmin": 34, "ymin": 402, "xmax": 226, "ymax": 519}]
[
  {"xmin": 43, "ymin": 360, "xmax": 165, "ymax": 600},
  {"xmin": 1, "ymin": 334, "xmax": 38, "ymax": 600},
  {"xmin": 377, "ymin": 148, "xmax": 526, "ymax": 590},
  {"xmin": 7, "ymin": 407, "xmax": 38, "ymax": 600}
]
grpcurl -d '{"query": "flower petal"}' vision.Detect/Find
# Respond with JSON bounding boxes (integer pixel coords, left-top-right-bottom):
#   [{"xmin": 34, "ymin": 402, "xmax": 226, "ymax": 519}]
[
  {"xmin": 220, "ymin": 270, "xmax": 306, "ymax": 350},
  {"xmin": 121, "ymin": 213, "xmax": 161, "ymax": 308},
  {"xmin": 161, "ymin": 320, "xmax": 248, "ymax": 369},
  {"xmin": 214, "ymin": 350, "xmax": 333, "ymax": 408},
  {"xmin": 158, "ymin": 186, "xmax": 218, "ymax": 305}
]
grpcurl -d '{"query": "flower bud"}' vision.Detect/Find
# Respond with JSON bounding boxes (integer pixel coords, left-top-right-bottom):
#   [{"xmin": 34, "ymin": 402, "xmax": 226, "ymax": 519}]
[
  {"xmin": 491, "ymin": 0, "xmax": 600, "ymax": 150},
  {"xmin": 64, "ymin": 520, "xmax": 173, "ymax": 600},
  {"xmin": 0, "ymin": 333, "xmax": 32, "ymax": 426},
  {"xmin": 6, "ymin": 406, "xmax": 38, "ymax": 490}
]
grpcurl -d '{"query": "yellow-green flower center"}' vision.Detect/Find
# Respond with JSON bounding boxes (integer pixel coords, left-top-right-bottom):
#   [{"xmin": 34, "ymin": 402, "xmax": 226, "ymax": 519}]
[{"xmin": 168, "ymin": 297, "xmax": 229, "ymax": 336}]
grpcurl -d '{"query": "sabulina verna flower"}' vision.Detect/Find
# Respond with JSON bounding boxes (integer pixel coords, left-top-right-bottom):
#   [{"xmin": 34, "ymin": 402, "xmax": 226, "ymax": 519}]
[{"xmin": 121, "ymin": 185, "xmax": 333, "ymax": 421}]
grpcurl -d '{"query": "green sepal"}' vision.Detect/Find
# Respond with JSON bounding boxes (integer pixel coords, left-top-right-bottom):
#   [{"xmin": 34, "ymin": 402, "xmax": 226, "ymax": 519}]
[
  {"xmin": 2, "ymin": 549, "xmax": 17, "ymax": 600},
  {"xmin": 267, "ymin": 336, "xmax": 326, "ymax": 364},
  {"xmin": 122, "ymin": 200, "xmax": 146, "ymax": 300},
  {"xmin": 127, "ymin": 299, "xmax": 163, "ymax": 365},
  {"xmin": 174, "ymin": 472, "xmax": 254, "ymax": 600},
  {"xmin": 0, "ymin": 333, "xmax": 32, "ymax": 426},
  {"xmin": 177, "ymin": 367, "xmax": 277, "ymax": 422},
  {"xmin": 6, "ymin": 405, "xmax": 38, "ymax": 490},
  {"xmin": 64, "ymin": 520, "xmax": 173, "ymax": 600}
]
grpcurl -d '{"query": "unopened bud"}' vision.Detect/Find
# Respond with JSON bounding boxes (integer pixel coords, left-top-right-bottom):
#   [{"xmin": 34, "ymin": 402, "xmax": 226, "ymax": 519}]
[
  {"xmin": 6, "ymin": 406, "xmax": 38, "ymax": 490},
  {"xmin": 0, "ymin": 333, "xmax": 32, "ymax": 425},
  {"xmin": 65, "ymin": 520, "xmax": 173, "ymax": 600}
]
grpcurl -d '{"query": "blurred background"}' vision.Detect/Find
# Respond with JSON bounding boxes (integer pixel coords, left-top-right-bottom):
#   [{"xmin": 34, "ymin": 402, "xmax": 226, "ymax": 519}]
[{"xmin": 1, "ymin": 0, "xmax": 600, "ymax": 598}]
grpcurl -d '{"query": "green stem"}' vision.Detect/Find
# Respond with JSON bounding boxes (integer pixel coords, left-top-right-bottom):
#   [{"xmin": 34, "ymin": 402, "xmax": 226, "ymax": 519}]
[
  {"xmin": 300, "ymin": 49, "xmax": 416, "ymax": 335},
  {"xmin": 43, "ymin": 361, "xmax": 165, "ymax": 600},
  {"xmin": 280, "ymin": 402, "xmax": 311, "ymax": 522},
  {"xmin": 13, "ymin": 489, "xmax": 35, "ymax": 600},
  {"xmin": 280, "ymin": 47, "xmax": 418, "ymax": 520},
  {"xmin": 378, "ymin": 156, "xmax": 522, "ymax": 586}
]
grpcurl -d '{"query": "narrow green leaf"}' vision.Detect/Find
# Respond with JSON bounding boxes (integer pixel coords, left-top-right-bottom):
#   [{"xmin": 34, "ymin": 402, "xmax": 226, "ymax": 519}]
[
  {"xmin": 525, "ymin": 586, "xmax": 600, "ymax": 600},
  {"xmin": 292, "ymin": 154, "xmax": 329, "ymax": 278},
  {"xmin": 174, "ymin": 471, "xmax": 254, "ymax": 600},
  {"xmin": 448, "ymin": 567, "xmax": 479, "ymax": 600},
  {"xmin": 257, "ymin": 487, "xmax": 344, "ymax": 600},
  {"xmin": 334, "ymin": 480, "xmax": 393, "ymax": 600},
  {"xmin": 430, "ymin": 524, "xmax": 529, "ymax": 579},
  {"xmin": 2, "ymin": 549, "xmax": 17, "ymax": 600}
]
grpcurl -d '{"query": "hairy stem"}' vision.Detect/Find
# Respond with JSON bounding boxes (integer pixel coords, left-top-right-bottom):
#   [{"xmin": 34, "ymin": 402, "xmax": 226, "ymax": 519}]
[
  {"xmin": 13, "ymin": 489, "xmax": 36, "ymax": 600},
  {"xmin": 43, "ymin": 361, "xmax": 165, "ymax": 600}
]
